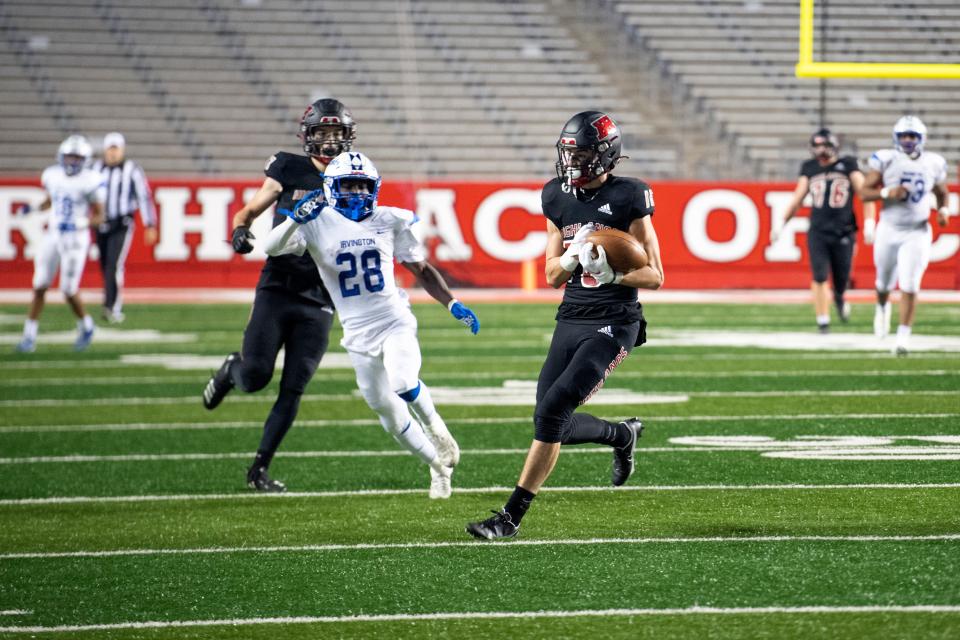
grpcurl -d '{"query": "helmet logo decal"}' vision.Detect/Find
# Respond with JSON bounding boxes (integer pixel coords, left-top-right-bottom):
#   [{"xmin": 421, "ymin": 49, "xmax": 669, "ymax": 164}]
[
  {"xmin": 591, "ymin": 115, "xmax": 617, "ymax": 140},
  {"xmin": 349, "ymin": 153, "xmax": 364, "ymax": 170},
  {"xmin": 319, "ymin": 116, "xmax": 341, "ymax": 124},
  {"xmin": 560, "ymin": 137, "xmax": 577, "ymax": 146}
]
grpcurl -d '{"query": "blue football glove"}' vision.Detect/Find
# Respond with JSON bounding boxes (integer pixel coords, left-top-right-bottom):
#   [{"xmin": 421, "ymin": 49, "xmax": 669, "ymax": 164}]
[
  {"xmin": 448, "ymin": 299, "xmax": 480, "ymax": 335},
  {"xmin": 278, "ymin": 189, "xmax": 325, "ymax": 224}
]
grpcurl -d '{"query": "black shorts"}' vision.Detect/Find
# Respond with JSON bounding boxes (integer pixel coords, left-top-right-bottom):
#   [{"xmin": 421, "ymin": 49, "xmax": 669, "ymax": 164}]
[
  {"xmin": 807, "ymin": 230, "xmax": 855, "ymax": 285},
  {"xmin": 533, "ymin": 319, "xmax": 642, "ymax": 443}
]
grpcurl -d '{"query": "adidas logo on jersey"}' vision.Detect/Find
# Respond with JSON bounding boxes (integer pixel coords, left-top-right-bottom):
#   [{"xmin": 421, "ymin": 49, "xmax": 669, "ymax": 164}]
[
  {"xmin": 597, "ymin": 325, "xmax": 613, "ymax": 337},
  {"xmin": 597, "ymin": 203, "xmax": 613, "ymax": 215}
]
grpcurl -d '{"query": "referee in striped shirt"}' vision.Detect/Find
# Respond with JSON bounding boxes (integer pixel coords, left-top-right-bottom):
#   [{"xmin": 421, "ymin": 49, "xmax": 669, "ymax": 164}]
[{"xmin": 92, "ymin": 132, "xmax": 157, "ymax": 323}]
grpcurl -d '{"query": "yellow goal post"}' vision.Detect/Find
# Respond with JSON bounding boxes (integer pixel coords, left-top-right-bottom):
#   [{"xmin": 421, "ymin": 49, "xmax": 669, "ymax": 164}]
[{"xmin": 795, "ymin": 0, "xmax": 960, "ymax": 79}]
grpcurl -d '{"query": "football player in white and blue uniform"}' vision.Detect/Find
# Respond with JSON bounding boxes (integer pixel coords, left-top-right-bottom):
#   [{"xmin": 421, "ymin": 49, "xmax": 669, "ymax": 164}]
[
  {"xmin": 861, "ymin": 116, "xmax": 950, "ymax": 355},
  {"xmin": 16, "ymin": 135, "xmax": 105, "ymax": 353},
  {"xmin": 263, "ymin": 151, "xmax": 480, "ymax": 499}
]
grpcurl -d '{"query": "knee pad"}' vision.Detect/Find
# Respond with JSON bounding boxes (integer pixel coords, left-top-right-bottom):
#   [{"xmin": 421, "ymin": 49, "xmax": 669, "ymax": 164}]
[
  {"xmin": 237, "ymin": 362, "xmax": 273, "ymax": 393},
  {"xmin": 533, "ymin": 407, "xmax": 567, "ymax": 444}
]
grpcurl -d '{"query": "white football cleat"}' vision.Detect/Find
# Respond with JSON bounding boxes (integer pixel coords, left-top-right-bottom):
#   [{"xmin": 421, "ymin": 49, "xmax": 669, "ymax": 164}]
[
  {"xmin": 429, "ymin": 464, "xmax": 453, "ymax": 499},
  {"xmin": 424, "ymin": 416, "xmax": 460, "ymax": 467},
  {"xmin": 873, "ymin": 302, "xmax": 891, "ymax": 338}
]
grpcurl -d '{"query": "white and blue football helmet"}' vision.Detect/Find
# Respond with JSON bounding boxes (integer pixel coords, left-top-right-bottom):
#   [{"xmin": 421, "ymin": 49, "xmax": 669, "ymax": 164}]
[
  {"xmin": 323, "ymin": 151, "xmax": 382, "ymax": 222},
  {"xmin": 893, "ymin": 115, "xmax": 926, "ymax": 157},
  {"xmin": 57, "ymin": 134, "xmax": 92, "ymax": 176}
]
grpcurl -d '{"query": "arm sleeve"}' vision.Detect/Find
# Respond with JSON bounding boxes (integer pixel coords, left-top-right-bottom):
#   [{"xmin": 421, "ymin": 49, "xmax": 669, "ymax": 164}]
[
  {"xmin": 264, "ymin": 153, "xmax": 287, "ymax": 181},
  {"xmin": 263, "ymin": 217, "xmax": 307, "ymax": 257},
  {"xmin": 87, "ymin": 173, "xmax": 106, "ymax": 204},
  {"xmin": 130, "ymin": 163, "xmax": 157, "ymax": 226}
]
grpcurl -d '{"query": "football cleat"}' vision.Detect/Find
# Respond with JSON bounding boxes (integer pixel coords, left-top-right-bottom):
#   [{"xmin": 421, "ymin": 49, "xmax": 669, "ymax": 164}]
[
  {"xmin": 425, "ymin": 417, "xmax": 460, "ymax": 467},
  {"xmin": 15, "ymin": 337, "xmax": 35, "ymax": 353},
  {"xmin": 428, "ymin": 464, "xmax": 453, "ymax": 499},
  {"xmin": 466, "ymin": 509, "xmax": 519, "ymax": 540},
  {"xmin": 817, "ymin": 324, "xmax": 830, "ymax": 335},
  {"xmin": 894, "ymin": 345, "xmax": 909, "ymax": 357},
  {"xmin": 74, "ymin": 326, "xmax": 94, "ymax": 352},
  {"xmin": 247, "ymin": 465, "xmax": 286, "ymax": 492},
  {"xmin": 612, "ymin": 418, "xmax": 643, "ymax": 487},
  {"xmin": 203, "ymin": 352, "xmax": 238, "ymax": 410}
]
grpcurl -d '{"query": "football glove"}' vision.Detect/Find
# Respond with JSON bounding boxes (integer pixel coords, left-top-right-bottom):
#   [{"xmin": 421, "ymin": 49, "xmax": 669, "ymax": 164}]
[
  {"xmin": 579, "ymin": 243, "xmax": 622, "ymax": 285},
  {"xmin": 448, "ymin": 299, "xmax": 480, "ymax": 335},
  {"xmin": 559, "ymin": 222, "xmax": 595, "ymax": 272},
  {"xmin": 279, "ymin": 189, "xmax": 325, "ymax": 224},
  {"xmin": 231, "ymin": 226, "xmax": 255, "ymax": 254}
]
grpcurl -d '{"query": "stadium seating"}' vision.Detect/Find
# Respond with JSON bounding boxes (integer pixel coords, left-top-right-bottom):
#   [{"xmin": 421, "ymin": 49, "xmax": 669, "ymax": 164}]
[{"xmin": 1, "ymin": 0, "xmax": 958, "ymax": 180}]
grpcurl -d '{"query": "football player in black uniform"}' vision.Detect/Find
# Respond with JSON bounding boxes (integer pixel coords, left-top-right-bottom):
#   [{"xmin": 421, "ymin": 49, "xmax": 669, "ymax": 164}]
[
  {"xmin": 202, "ymin": 98, "xmax": 355, "ymax": 492},
  {"xmin": 771, "ymin": 129, "xmax": 864, "ymax": 333},
  {"xmin": 467, "ymin": 111, "xmax": 664, "ymax": 540}
]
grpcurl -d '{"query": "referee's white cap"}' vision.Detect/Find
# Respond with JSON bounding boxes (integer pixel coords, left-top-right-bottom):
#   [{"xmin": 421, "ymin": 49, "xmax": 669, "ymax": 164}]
[{"xmin": 103, "ymin": 132, "xmax": 126, "ymax": 149}]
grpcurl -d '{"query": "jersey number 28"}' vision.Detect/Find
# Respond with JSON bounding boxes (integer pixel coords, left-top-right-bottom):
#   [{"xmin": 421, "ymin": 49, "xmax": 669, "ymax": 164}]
[{"xmin": 336, "ymin": 250, "xmax": 384, "ymax": 297}]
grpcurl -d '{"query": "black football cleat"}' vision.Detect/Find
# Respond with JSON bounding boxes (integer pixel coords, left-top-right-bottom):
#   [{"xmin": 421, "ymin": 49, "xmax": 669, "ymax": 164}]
[
  {"xmin": 203, "ymin": 352, "xmax": 238, "ymax": 410},
  {"xmin": 612, "ymin": 418, "xmax": 643, "ymax": 486},
  {"xmin": 466, "ymin": 510, "xmax": 519, "ymax": 540},
  {"xmin": 247, "ymin": 465, "xmax": 287, "ymax": 493}
]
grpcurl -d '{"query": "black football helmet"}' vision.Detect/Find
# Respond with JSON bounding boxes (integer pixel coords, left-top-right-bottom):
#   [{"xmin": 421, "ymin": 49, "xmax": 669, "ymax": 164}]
[
  {"xmin": 298, "ymin": 98, "xmax": 357, "ymax": 162},
  {"xmin": 809, "ymin": 128, "xmax": 839, "ymax": 161},
  {"xmin": 555, "ymin": 110, "xmax": 623, "ymax": 188}
]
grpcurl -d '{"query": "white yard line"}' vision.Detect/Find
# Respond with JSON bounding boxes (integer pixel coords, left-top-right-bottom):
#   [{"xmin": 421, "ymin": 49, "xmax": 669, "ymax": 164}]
[
  {"xmin": 1, "ymin": 605, "xmax": 959, "ymax": 633},
  {"xmin": 1, "ymin": 388, "xmax": 956, "ymax": 409},
  {"xmin": 1, "ymin": 413, "xmax": 956, "ymax": 434},
  {"xmin": 0, "ymin": 370, "xmax": 954, "ymax": 387},
  {"xmin": 5, "ymin": 445, "xmax": 960, "ymax": 465},
  {"xmin": 2, "ymin": 483, "xmax": 957, "ymax": 507},
  {"xmin": 2, "ymin": 534, "xmax": 958, "ymax": 561}
]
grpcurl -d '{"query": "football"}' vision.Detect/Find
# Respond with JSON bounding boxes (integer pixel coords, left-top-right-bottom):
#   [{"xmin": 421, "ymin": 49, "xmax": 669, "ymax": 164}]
[{"xmin": 586, "ymin": 228, "xmax": 648, "ymax": 273}]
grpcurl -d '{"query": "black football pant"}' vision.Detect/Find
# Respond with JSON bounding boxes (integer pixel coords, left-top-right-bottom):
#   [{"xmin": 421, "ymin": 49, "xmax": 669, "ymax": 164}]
[
  {"xmin": 808, "ymin": 230, "xmax": 855, "ymax": 306},
  {"xmin": 232, "ymin": 287, "xmax": 333, "ymax": 456},
  {"xmin": 95, "ymin": 217, "xmax": 135, "ymax": 315},
  {"xmin": 534, "ymin": 319, "xmax": 640, "ymax": 444}
]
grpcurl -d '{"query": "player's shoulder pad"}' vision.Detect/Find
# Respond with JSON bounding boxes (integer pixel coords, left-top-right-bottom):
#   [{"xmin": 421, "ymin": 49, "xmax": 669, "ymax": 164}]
[
  {"xmin": 264, "ymin": 151, "xmax": 294, "ymax": 175},
  {"xmin": 868, "ymin": 148, "xmax": 895, "ymax": 170},
  {"xmin": 40, "ymin": 165, "xmax": 57, "ymax": 183},
  {"xmin": 541, "ymin": 177, "xmax": 562, "ymax": 199},
  {"xmin": 378, "ymin": 205, "xmax": 418, "ymax": 227}
]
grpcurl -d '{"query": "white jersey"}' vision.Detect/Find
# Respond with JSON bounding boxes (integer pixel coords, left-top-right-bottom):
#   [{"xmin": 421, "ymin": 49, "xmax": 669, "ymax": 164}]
[
  {"xmin": 40, "ymin": 165, "xmax": 105, "ymax": 234},
  {"xmin": 867, "ymin": 148, "xmax": 947, "ymax": 229},
  {"xmin": 283, "ymin": 205, "xmax": 427, "ymax": 351}
]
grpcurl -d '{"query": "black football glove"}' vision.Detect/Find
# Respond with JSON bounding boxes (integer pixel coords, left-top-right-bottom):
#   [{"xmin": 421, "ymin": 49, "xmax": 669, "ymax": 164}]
[{"xmin": 231, "ymin": 226, "xmax": 255, "ymax": 254}]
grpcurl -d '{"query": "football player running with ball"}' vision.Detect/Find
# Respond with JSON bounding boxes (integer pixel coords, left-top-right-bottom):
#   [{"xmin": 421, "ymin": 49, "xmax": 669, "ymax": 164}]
[
  {"xmin": 860, "ymin": 115, "xmax": 950, "ymax": 356},
  {"xmin": 202, "ymin": 98, "xmax": 354, "ymax": 492},
  {"xmin": 263, "ymin": 151, "xmax": 479, "ymax": 499},
  {"xmin": 467, "ymin": 111, "xmax": 664, "ymax": 540}
]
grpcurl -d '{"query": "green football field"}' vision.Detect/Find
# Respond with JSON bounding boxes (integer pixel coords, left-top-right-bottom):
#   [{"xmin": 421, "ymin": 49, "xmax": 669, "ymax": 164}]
[{"xmin": 0, "ymin": 299, "xmax": 958, "ymax": 639}]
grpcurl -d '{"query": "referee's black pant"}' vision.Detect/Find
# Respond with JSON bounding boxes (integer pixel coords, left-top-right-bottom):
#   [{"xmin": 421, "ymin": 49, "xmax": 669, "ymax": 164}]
[{"xmin": 95, "ymin": 216, "xmax": 135, "ymax": 315}]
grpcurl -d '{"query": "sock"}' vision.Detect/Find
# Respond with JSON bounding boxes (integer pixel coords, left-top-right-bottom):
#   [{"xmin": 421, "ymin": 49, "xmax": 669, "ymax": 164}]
[
  {"xmin": 401, "ymin": 381, "xmax": 438, "ymax": 426},
  {"xmin": 561, "ymin": 414, "xmax": 626, "ymax": 447},
  {"xmin": 393, "ymin": 420, "xmax": 439, "ymax": 466},
  {"xmin": 816, "ymin": 314, "xmax": 830, "ymax": 327},
  {"xmin": 77, "ymin": 315, "xmax": 94, "ymax": 332},
  {"xmin": 896, "ymin": 324, "xmax": 912, "ymax": 343},
  {"xmin": 256, "ymin": 389, "xmax": 301, "ymax": 460},
  {"xmin": 23, "ymin": 319, "xmax": 38, "ymax": 340},
  {"xmin": 250, "ymin": 450, "xmax": 273, "ymax": 472},
  {"xmin": 504, "ymin": 485, "xmax": 536, "ymax": 524}
]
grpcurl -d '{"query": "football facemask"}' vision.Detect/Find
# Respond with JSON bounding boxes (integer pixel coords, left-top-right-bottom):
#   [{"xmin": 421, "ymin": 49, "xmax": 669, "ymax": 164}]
[{"xmin": 323, "ymin": 152, "xmax": 382, "ymax": 222}]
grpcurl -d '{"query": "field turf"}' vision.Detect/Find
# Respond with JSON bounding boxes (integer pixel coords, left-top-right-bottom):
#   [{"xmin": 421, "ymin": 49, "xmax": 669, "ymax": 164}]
[{"xmin": 0, "ymin": 300, "xmax": 958, "ymax": 639}]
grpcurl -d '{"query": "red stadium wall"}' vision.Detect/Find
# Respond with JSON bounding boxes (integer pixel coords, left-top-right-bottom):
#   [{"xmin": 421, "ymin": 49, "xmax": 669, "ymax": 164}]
[{"xmin": 1, "ymin": 178, "xmax": 957, "ymax": 290}]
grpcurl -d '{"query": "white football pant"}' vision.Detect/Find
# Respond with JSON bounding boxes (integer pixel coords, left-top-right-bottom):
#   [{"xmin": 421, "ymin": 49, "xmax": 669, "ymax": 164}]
[
  {"xmin": 873, "ymin": 220, "xmax": 932, "ymax": 294},
  {"xmin": 32, "ymin": 230, "xmax": 91, "ymax": 296}
]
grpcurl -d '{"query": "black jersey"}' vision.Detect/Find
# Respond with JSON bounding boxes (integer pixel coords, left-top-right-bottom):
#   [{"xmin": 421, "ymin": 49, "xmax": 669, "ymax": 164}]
[
  {"xmin": 542, "ymin": 175, "xmax": 654, "ymax": 323},
  {"xmin": 800, "ymin": 156, "xmax": 860, "ymax": 236},
  {"xmin": 257, "ymin": 152, "xmax": 332, "ymax": 305}
]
